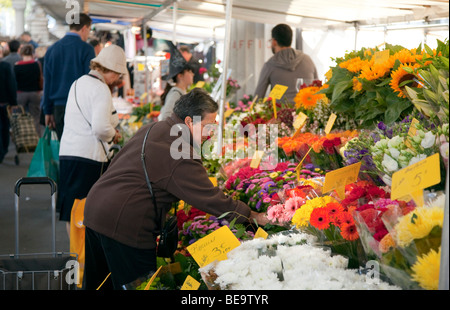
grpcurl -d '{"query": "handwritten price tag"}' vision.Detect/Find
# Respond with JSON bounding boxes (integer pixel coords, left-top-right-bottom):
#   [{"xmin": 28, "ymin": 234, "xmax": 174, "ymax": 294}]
[
  {"xmin": 269, "ymin": 84, "xmax": 288, "ymax": 100},
  {"xmin": 293, "ymin": 112, "xmax": 308, "ymax": 130},
  {"xmin": 323, "ymin": 162, "xmax": 361, "ymax": 199},
  {"xmin": 224, "ymin": 108, "xmax": 235, "ymax": 119},
  {"xmin": 391, "ymin": 153, "xmax": 440, "ymax": 206},
  {"xmin": 181, "ymin": 275, "xmax": 201, "ymax": 290},
  {"xmin": 187, "ymin": 226, "xmax": 241, "ymax": 268},
  {"xmin": 209, "ymin": 177, "xmax": 218, "ymax": 187},
  {"xmin": 195, "ymin": 81, "xmax": 205, "ymax": 88}
]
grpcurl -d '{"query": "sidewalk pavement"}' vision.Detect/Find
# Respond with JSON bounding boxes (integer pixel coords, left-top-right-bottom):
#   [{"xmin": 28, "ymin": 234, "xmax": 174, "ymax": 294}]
[{"xmin": 0, "ymin": 143, "xmax": 69, "ymax": 255}]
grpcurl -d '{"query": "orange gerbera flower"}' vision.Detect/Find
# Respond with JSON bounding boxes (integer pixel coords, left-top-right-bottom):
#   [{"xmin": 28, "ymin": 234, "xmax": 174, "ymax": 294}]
[
  {"xmin": 352, "ymin": 77, "xmax": 363, "ymax": 91},
  {"xmin": 340, "ymin": 223, "xmax": 359, "ymax": 241},
  {"xmin": 390, "ymin": 63, "xmax": 422, "ymax": 98},
  {"xmin": 294, "ymin": 86, "xmax": 323, "ymax": 110},
  {"xmin": 310, "ymin": 207, "xmax": 330, "ymax": 230}
]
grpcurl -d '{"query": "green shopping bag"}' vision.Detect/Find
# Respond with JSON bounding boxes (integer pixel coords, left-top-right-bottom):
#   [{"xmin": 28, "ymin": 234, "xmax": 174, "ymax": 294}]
[{"xmin": 27, "ymin": 127, "xmax": 60, "ymax": 184}]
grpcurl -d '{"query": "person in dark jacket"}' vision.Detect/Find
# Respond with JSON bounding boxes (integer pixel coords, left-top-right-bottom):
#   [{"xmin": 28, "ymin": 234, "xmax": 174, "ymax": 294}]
[
  {"xmin": 254, "ymin": 24, "xmax": 318, "ymax": 103},
  {"xmin": 83, "ymin": 88, "xmax": 268, "ymax": 289},
  {"xmin": 42, "ymin": 13, "xmax": 95, "ymax": 140},
  {"xmin": 1, "ymin": 40, "xmax": 22, "ymax": 68},
  {"xmin": 0, "ymin": 61, "xmax": 17, "ymax": 163},
  {"xmin": 14, "ymin": 44, "xmax": 43, "ymax": 136}
]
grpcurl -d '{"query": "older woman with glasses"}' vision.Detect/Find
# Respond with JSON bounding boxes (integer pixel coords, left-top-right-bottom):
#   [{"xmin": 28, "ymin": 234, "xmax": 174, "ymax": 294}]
[{"xmin": 57, "ymin": 44, "xmax": 125, "ymax": 233}]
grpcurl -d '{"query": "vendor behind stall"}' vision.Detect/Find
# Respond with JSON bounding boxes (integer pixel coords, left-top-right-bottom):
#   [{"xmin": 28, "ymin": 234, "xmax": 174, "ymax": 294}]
[{"xmin": 83, "ymin": 88, "xmax": 268, "ymax": 289}]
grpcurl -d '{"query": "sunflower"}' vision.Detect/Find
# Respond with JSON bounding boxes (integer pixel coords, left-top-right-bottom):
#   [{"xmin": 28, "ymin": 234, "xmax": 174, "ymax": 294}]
[
  {"xmin": 389, "ymin": 63, "xmax": 422, "ymax": 98},
  {"xmin": 394, "ymin": 205, "xmax": 444, "ymax": 247},
  {"xmin": 358, "ymin": 61, "xmax": 390, "ymax": 81},
  {"xmin": 340, "ymin": 57, "xmax": 367, "ymax": 73},
  {"xmin": 340, "ymin": 223, "xmax": 359, "ymax": 241},
  {"xmin": 411, "ymin": 247, "xmax": 441, "ymax": 290},
  {"xmin": 352, "ymin": 76, "xmax": 363, "ymax": 91},
  {"xmin": 310, "ymin": 207, "xmax": 330, "ymax": 230}
]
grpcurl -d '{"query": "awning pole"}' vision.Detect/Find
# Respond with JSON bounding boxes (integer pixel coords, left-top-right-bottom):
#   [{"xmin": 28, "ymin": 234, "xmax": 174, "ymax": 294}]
[
  {"xmin": 173, "ymin": 0, "xmax": 178, "ymax": 45},
  {"xmin": 439, "ymin": 172, "xmax": 449, "ymax": 290},
  {"xmin": 218, "ymin": 0, "xmax": 233, "ymax": 156}
]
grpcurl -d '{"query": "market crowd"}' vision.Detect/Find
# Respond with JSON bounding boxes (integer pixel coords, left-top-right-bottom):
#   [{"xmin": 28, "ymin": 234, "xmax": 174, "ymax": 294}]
[{"xmin": 1, "ymin": 16, "xmax": 318, "ymax": 290}]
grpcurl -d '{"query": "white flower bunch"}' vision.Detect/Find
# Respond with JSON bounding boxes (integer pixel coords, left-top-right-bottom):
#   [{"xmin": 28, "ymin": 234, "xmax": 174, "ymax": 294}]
[
  {"xmin": 371, "ymin": 129, "xmax": 438, "ymax": 177},
  {"xmin": 200, "ymin": 231, "xmax": 400, "ymax": 290}
]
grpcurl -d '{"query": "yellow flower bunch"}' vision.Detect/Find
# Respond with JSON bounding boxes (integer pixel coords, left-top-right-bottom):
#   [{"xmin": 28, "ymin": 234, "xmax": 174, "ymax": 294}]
[
  {"xmin": 291, "ymin": 195, "xmax": 336, "ymax": 227},
  {"xmin": 411, "ymin": 247, "xmax": 441, "ymax": 290},
  {"xmin": 394, "ymin": 205, "xmax": 444, "ymax": 248}
]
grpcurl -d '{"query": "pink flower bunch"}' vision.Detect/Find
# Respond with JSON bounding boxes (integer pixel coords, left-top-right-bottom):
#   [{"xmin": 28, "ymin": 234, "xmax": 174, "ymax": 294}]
[{"xmin": 267, "ymin": 196, "xmax": 306, "ymax": 226}]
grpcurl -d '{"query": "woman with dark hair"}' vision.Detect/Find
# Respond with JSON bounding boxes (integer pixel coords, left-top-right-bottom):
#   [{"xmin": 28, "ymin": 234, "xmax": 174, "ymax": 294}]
[
  {"xmin": 158, "ymin": 48, "xmax": 194, "ymax": 121},
  {"xmin": 83, "ymin": 88, "xmax": 269, "ymax": 289},
  {"xmin": 14, "ymin": 44, "xmax": 43, "ymax": 136}
]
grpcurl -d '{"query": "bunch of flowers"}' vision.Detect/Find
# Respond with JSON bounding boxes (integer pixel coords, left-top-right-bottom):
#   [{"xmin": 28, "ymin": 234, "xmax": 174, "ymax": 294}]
[
  {"xmin": 320, "ymin": 41, "xmax": 447, "ymax": 128},
  {"xmin": 266, "ymin": 184, "xmax": 319, "ymax": 226},
  {"xmin": 294, "ymin": 80, "xmax": 328, "ymax": 110},
  {"xmin": 377, "ymin": 194, "xmax": 445, "ymax": 290},
  {"xmin": 229, "ymin": 94, "xmax": 255, "ymax": 112},
  {"xmin": 370, "ymin": 122, "xmax": 440, "ymax": 184},
  {"xmin": 199, "ymin": 231, "xmax": 399, "ymax": 290}
]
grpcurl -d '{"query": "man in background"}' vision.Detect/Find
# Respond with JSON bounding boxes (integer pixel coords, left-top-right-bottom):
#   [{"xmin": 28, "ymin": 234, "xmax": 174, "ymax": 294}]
[
  {"xmin": 42, "ymin": 13, "xmax": 95, "ymax": 140},
  {"xmin": 20, "ymin": 31, "xmax": 39, "ymax": 49},
  {"xmin": 254, "ymin": 23, "xmax": 318, "ymax": 103},
  {"xmin": 1, "ymin": 40, "xmax": 22, "ymax": 68}
]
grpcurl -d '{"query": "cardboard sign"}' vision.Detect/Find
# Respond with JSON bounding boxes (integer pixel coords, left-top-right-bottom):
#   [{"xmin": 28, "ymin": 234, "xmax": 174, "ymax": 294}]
[
  {"xmin": 181, "ymin": 275, "xmax": 201, "ymax": 290},
  {"xmin": 391, "ymin": 153, "xmax": 440, "ymax": 206},
  {"xmin": 187, "ymin": 226, "xmax": 241, "ymax": 268},
  {"xmin": 323, "ymin": 162, "xmax": 362, "ymax": 199},
  {"xmin": 209, "ymin": 177, "xmax": 218, "ymax": 187},
  {"xmin": 250, "ymin": 150, "xmax": 264, "ymax": 169},
  {"xmin": 269, "ymin": 84, "xmax": 288, "ymax": 100},
  {"xmin": 254, "ymin": 227, "xmax": 268, "ymax": 239},
  {"xmin": 293, "ymin": 112, "xmax": 308, "ymax": 130},
  {"xmin": 224, "ymin": 108, "xmax": 235, "ymax": 119},
  {"xmin": 195, "ymin": 81, "xmax": 205, "ymax": 88},
  {"xmin": 374, "ymin": 50, "xmax": 390, "ymax": 65},
  {"xmin": 324, "ymin": 113, "xmax": 337, "ymax": 134}
]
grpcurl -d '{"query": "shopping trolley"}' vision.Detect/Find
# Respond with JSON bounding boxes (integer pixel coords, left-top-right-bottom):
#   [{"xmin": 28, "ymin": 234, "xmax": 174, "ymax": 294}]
[
  {"xmin": 6, "ymin": 105, "xmax": 40, "ymax": 165},
  {"xmin": 0, "ymin": 177, "xmax": 78, "ymax": 290}
]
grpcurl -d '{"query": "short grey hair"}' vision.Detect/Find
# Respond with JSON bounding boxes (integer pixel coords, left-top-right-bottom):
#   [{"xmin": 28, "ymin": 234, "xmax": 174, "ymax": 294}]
[{"xmin": 173, "ymin": 88, "xmax": 218, "ymax": 121}]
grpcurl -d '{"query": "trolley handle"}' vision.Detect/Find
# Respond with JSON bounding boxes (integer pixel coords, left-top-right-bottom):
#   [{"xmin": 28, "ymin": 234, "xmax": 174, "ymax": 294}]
[{"xmin": 14, "ymin": 177, "xmax": 57, "ymax": 196}]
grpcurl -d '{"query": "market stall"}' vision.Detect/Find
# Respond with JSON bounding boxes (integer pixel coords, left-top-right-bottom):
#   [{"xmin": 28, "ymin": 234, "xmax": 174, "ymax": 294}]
[{"xmin": 32, "ymin": 0, "xmax": 449, "ymax": 291}]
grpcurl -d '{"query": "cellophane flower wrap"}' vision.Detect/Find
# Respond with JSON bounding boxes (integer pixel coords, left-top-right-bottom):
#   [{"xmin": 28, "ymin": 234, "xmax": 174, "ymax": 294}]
[
  {"xmin": 376, "ymin": 193, "xmax": 445, "ymax": 290},
  {"xmin": 290, "ymin": 189, "xmax": 366, "ymax": 269}
]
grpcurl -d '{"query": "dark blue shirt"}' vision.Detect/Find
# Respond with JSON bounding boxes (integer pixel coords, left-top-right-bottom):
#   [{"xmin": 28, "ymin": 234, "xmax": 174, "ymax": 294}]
[{"xmin": 42, "ymin": 32, "xmax": 95, "ymax": 115}]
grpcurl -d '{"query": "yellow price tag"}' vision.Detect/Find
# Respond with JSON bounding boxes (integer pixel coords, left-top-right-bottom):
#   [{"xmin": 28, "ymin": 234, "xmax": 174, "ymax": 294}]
[
  {"xmin": 374, "ymin": 50, "xmax": 390, "ymax": 65},
  {"xmin": 268, "ymin": 84, "xmax": 288, "ymax": 100},
  {"xmin": 254, "ymin": 227, "xmax": 268, "ymax": 239},
  {"xmin": 250, "ymin": 150, "xmax": 264, "ymax": 169},
  {"xmin": 324, "ymin": 113, "xmax": 337, "ymax": 135},
  {"xmin": 137, "ymin": 63, "xmax": 146, "ymax": 72},
  {"xmin": 181, "ymin": 275, "xmax": 201, "ymax": 290},
  {"xmin": 323, "ymin": 162, "xmax": 361, "ymax": 199},
  {"xmin": 293, "ymin": 112, "xmax": 308, "ymax": 130},
  {"xmin": 224, "ymin": 108, "xmax": 235, "ymax": 119},
  {"xmin": 195, "ymin": 81, "xmax": 205, "ymax": 88},
  {"xmin": 187, "ymin": 226, "xmax": 241, "ymax": 268},
  {"xmin": 209, "ymin": 177, "xmax": 218, "ymax": 187},
  {"xmin": 391, "ymin": 153, "xmax": 440, "ymax": 206}
]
